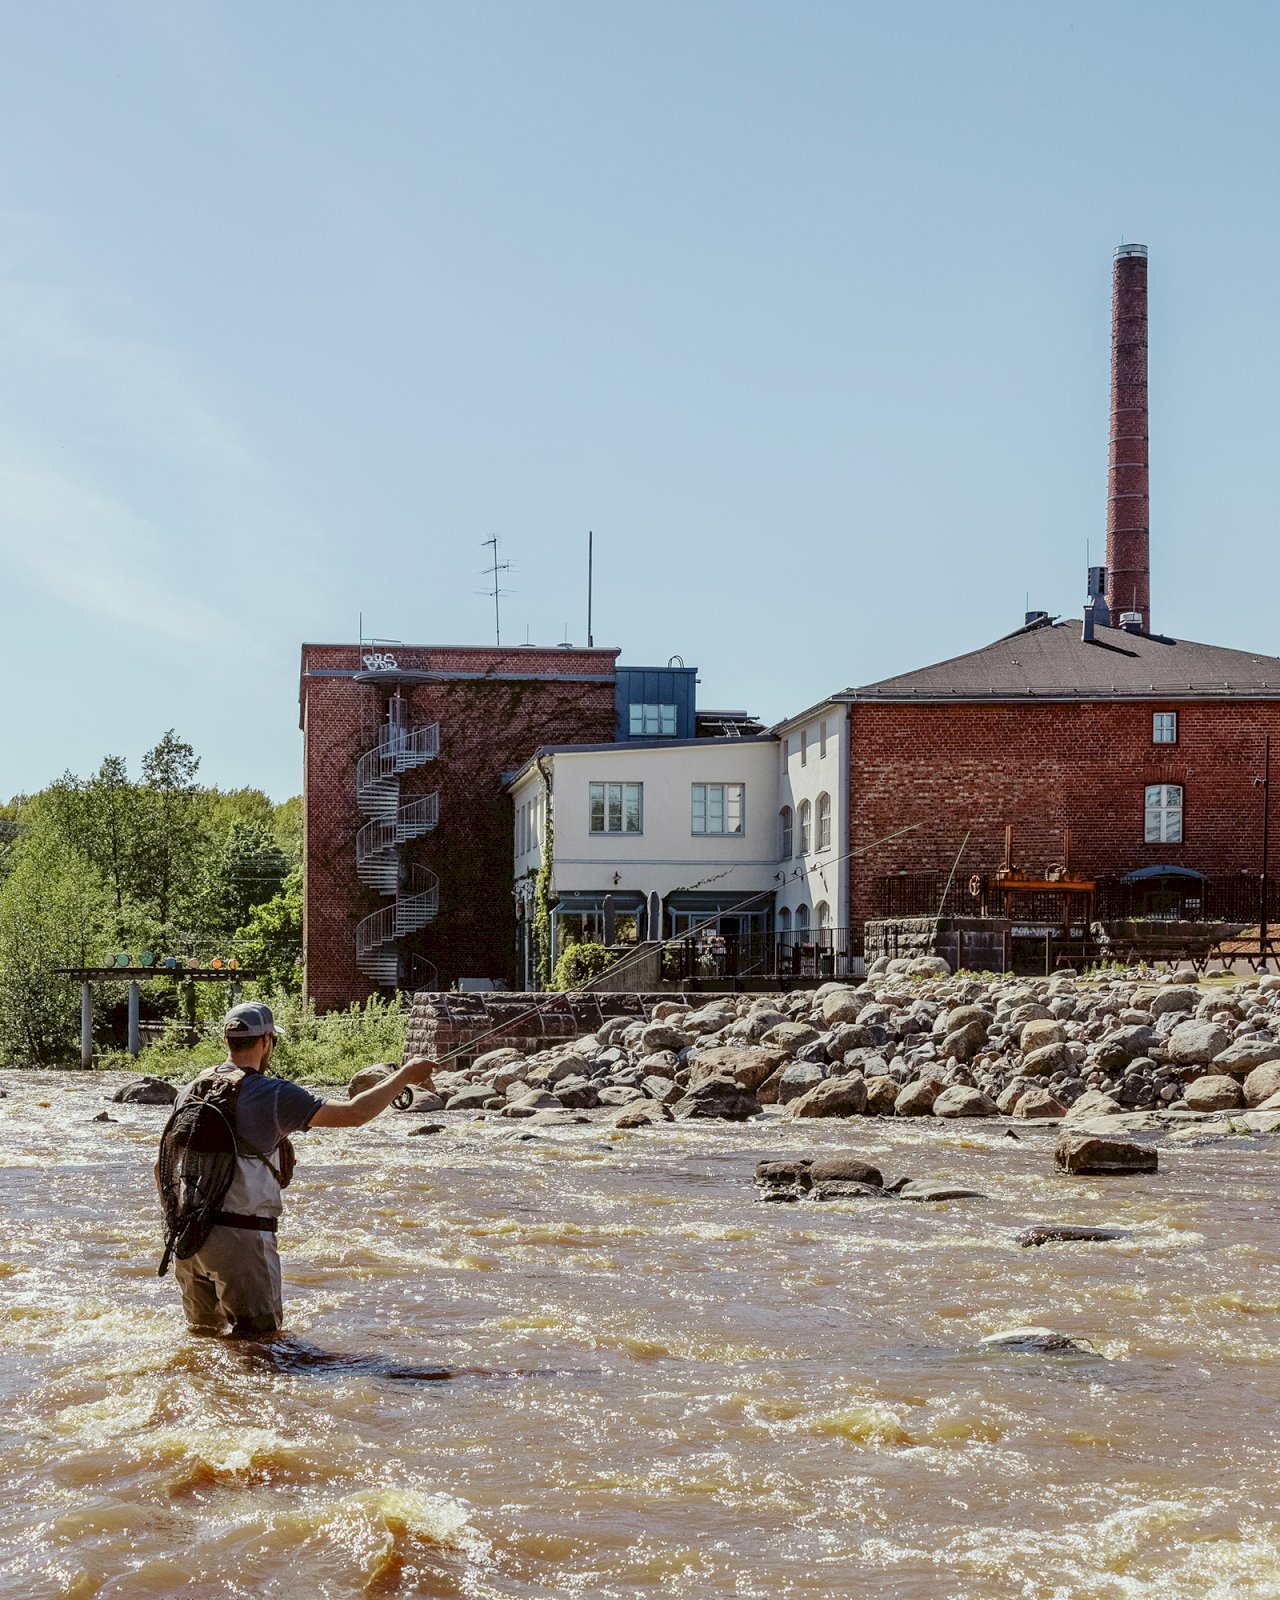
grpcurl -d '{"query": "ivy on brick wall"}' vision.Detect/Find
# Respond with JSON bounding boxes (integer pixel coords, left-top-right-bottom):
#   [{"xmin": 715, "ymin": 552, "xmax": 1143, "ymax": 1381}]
[{"xmin": 533, "ymin": 795, "xmax": 555, "ymax": 990}]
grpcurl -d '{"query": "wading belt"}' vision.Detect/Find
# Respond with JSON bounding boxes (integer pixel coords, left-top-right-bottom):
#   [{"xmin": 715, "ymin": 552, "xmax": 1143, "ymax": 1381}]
[{"xmin": 209, "ymin": 1211, "xmax": 278, "ymax": 1233}]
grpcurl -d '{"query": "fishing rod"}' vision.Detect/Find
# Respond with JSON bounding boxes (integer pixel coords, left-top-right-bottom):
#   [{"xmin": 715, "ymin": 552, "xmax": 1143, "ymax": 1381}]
[{"xmin": 401, "ymin": 821, "xmax": 924, "ymax": 1080}]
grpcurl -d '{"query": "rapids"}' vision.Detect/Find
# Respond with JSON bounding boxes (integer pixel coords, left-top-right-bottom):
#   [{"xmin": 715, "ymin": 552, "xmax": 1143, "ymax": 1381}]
[{"xmin": 3, "ymin": 1069, "xmax": 1280, "ymax": 1598}]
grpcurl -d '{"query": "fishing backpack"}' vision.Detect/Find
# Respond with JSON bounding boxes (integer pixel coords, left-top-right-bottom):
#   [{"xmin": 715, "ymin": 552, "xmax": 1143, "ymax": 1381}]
[{"xmin": 156, "ymin": 1069, "xmax": 295, "ymax": 1277}]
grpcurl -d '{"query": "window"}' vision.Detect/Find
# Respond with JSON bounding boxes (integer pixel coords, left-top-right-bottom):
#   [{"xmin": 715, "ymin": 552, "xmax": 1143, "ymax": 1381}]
[
  {"xmin": 777, "ymin": 906, "xmax": 791, "ymax": 943},
  {"xmin": 815, "ymin": 901, "xmax": 830, "ymax": 943},
  {"xmin": 1145, "ymin": 783, "xmax": 1183, "ymax": 844},
  {"xmin": 819, "ymin": 719, "xmax": 828, "ymax": 759},
  {"xmin": 590, "ymin": 782, "xmax": 643, "ymax": 833},
  {"xmin": 816, "ymin": 792, "xmax": 832, "ymax": 852},
  {"xmin": 1153, "ymin": 712, "xmax": 1178, "ymax": 744},
  {"xmin": 798, "ymin": 799, "xmax": 812, "ymax": 853},
  {"xmin": 795, "ymin": 904, "xmax": 810, "ymax": 936},
  {"xmin": 629, "ymin": 702, "xmax": 677, "ymax": 737},
  {"xmin": 779, "ymin": 806, "xmax": 793, "ymax": 859},
  {"xmin": 781, "ymin": 737, "xmax": 790, "ymax": 771},
  {"xmin": 692, "ymin": 783, "xmax": 744, "ymax": 835},
  {"xmin": 800, "ymin": 729, "xmax": 808, "ymax": 767}
]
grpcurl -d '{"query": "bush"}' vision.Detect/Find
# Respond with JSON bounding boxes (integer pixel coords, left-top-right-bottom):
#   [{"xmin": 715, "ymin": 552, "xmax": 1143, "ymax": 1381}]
[
  {"xmin": 552, "ymin": 941, "xmax": 614, "ymax": 991},
  {"xmin": 95, "ymin": 990, "xmax": 408, "ymax": 1087}
]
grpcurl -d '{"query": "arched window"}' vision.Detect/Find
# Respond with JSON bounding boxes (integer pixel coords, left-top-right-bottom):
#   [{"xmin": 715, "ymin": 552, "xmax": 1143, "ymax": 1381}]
[
  {"xmin": 795, "ymin": 904, "xmax": 810, "ymax": 938},
  {"xmin": 779, "ymin": 805, "xmax": 793, "ymax": 860},
  {"xmin": 816, "ymin": 792, "xmax": 832, "ymax": 852},
  {"xmin": 777, "ymin": 906, "xmax": 791, "ymax": 949},
  {"xmin": 798, "ymin": 799, "xmax": 811, "ymax": 854},
  {"xmin": 815, "ymin": 900, "xmax": 830, "ymax": 945}
]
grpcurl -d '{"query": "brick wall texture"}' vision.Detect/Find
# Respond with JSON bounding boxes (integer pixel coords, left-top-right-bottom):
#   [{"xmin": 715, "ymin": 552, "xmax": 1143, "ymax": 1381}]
[
  {"xmin": 302, "ymin": 644, "xmax": 618, "ymax": 1010},
  {"xmin": 848, "ymin": 698, "xmax": 1280, "ymax": 930}
]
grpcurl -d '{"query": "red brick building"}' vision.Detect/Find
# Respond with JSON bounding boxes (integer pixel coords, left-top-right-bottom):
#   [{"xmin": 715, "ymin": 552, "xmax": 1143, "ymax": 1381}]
[
  {"xmin": 843, "ymin": 617, "xmax": 1280, "ymax": 936},
  {"xmin": 299, "ymin": 643, "xmax": 619, "ymax": 1009}
]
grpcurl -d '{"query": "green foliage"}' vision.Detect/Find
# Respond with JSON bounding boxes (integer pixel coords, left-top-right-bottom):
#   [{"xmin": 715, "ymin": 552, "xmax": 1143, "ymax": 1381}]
[
  {"xmin": 202, "ymin": 822, "xmax": 289, "ymax": 936},
  {"xmin": 0, "ymin": 814, "xmax": 111, "ymax": 1064},
  {"xmin": 97, "ymin": 991, "xmax": 407, "ymax": 1087},
  {"xmin": 271, "ymin": 796, "xmax": 303, "ymax": 868},
  {"xmin": 552, "ymin": 940, "xmax": 614, "ymax": 991},
  {"xmin": 234, "ymin": 868, "xmax": 303, "ymax": 993}
]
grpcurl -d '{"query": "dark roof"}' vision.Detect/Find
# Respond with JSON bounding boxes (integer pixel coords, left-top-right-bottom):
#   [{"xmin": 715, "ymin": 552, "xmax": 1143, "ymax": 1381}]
[{"xmin": 848, "ymin": 619, "xmax": 1280, "ymax": 702}]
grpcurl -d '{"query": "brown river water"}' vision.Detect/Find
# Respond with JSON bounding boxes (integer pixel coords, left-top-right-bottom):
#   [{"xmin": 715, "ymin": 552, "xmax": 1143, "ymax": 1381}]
[{"xmin": 4, "ymin": 1070, "xmax": 1280, "ymax": 1599}]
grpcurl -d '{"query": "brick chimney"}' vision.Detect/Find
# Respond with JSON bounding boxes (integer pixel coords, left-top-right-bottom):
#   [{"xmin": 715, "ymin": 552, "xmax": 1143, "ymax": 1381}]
[{"xmin": 1106, "ymin": 243, "xmax": 1150, "ymax": 632}]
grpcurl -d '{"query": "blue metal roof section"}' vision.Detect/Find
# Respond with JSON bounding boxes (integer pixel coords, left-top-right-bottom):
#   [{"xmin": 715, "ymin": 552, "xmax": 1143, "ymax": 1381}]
[{"xmin": 615, "ymin": 664, "xmax": 698, "ymax": 740}]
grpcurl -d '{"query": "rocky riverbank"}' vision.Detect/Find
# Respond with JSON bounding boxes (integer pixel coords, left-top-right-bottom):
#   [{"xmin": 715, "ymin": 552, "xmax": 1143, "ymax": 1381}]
[{"xmin": 357, "ymin": 959, "xmax": 1280, "ymax": 1132}]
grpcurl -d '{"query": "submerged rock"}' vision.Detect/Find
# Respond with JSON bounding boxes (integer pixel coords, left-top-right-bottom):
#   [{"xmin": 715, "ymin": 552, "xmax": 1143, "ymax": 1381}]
[
  {"xmin": 1016, "ymin": 1224, "xmax": 1127, "ymax": 1247},
  {"xmin": 897, "ymin": 1180, "xmax": 986, "ymax": 1202},
  {"xmin": 113, "ymin": 1076, "xmax": 177, "ymax": 1105},
  {"xmin": 979, "ymin": 1326, "xmax": 1092, "ymax": 1354}
]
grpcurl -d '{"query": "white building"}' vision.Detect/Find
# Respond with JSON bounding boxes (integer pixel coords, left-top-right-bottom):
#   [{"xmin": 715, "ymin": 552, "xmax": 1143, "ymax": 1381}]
[
  {"xmin": 508, "ymin": 736, "xmax": 780, "ymax": 987},
  {"xmin": 772, "ymin": 698, "xmax": 850, "ymax": 977}
]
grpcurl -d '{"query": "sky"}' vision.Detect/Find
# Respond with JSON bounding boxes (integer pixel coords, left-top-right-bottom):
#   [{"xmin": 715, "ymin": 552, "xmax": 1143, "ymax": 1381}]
[{"xmin": 1, "ymin": 0, "xmax": 1279, "ymax": 800}]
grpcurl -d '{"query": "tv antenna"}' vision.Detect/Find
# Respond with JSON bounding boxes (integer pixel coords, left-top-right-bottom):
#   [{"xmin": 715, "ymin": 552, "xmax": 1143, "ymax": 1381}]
[{"xmin": 479, "ymin": 536, "xmax": 513, "ymax": 646}]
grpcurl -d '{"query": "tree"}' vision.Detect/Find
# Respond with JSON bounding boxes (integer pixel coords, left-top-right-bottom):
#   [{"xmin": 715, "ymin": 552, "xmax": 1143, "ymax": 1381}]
[
  {"xmin": 203, "ymin": 822, "xmax": 289, "ymax": 937},
  {"xmin": 47, "ymin": 756, "xmax": 144, "ymax": 914},
  {"xmin": 134, "ymin": 731, "xmax": 201, "ymax": 926},
  {"xmin": 234, "ymin": 869, "xmax": 303, "ymax": 993}
]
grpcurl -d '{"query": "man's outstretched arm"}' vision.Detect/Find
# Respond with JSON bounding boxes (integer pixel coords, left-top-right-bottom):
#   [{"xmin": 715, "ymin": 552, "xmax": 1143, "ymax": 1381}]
[{"xmin": 310, "ymin": 1058, "xmax": 438, "ymax": 1129}]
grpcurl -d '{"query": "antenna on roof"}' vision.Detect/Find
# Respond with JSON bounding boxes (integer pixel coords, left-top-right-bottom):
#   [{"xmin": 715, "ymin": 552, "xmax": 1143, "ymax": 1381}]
[
  {"xmin": 587, "ymin": 530, "xmax": 594, "ymax": 648},
  {"xmin": 479, "ymin": 536, "xmax": 513, "ymax": 646}
]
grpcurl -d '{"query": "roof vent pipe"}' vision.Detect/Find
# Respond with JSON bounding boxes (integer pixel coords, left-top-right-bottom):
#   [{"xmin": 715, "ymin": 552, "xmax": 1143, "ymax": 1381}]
[
  {"xmin": 1082, "ymin": 604, "xmax": 1096, "ymax": 643},
  {"xmin": 1024, "ymin": 609, "xmax": 1050, "ymax": 626}
]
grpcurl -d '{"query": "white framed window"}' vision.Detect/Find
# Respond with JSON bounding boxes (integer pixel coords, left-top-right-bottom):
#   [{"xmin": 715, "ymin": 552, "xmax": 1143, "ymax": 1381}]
[
  {"xmin": 779, "ymin": 806, "xmax": 793, "ymax": 859},
  {"xmin": 1144, "ymin": 783, "xmax": 1183, "ymax": 844},
  {"xmin": 798, "ymin": 799, "xmax": 812, "ymax": 853},
  {"xmin": 629, "ymin": 703, "xmax": 677, "ymax": 737},
  {"xmin": 816, "ymin": 792, "xmax": 832, "ymax": 851},
  {"xmin": 777, "ymin": 907, "xmax": 792, "ymax": 946},
  {"xmin": 800, "ymin": 729, "xmax": 808, "ymax": 767},
  {"xmin": 692, "ymin": 783, "xmax": 744, "ymax": 835},
  {"xmin": 795, "ymin": 904, "xmax": 810, "ymax": 936},
  {"xmin": 815, "ymin": 900, "xmax": 830, "ymax": 943},
  {"xmin": 1153, "ymin": 711, "xmax": 1178, "ymax": 744},
  {"xmin": 819, "ymin": 719, "xmax": 828, "ymax": 759},
  {"xmin": 590, "ymin": 782, "xmax": 643, "ymax": 834}
]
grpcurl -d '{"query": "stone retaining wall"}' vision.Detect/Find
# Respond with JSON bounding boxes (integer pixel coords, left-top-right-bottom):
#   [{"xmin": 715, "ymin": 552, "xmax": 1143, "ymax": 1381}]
[{"xmin": 404, "ymin": 989, "xmax": 737, "ymax": 1068}]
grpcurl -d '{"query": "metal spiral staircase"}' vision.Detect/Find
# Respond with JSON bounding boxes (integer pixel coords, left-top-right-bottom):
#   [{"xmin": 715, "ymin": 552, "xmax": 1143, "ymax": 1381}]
[{"xmin": 354, "ymin": 701, "xmax": 441, "ymax": 986}]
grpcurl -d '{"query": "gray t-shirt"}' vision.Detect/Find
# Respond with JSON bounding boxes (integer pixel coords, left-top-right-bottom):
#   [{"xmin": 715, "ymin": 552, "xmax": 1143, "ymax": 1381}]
[{"xmin": 176, "ymin": 1064, "xmax": 324, "ymax": 1218}]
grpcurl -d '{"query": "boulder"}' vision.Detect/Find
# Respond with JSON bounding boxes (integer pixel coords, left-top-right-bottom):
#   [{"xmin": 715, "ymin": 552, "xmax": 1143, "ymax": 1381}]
[
  {"xmin": 863, "ymin": 1075, "xmax": 901, "ymax": 1116},
  {"xmin": 894, "ymin": 1078, "xmax": 941, "ymax": 1116},
  {"xmin": 1167, "ymin": 1019, "xmax": 1232, "ymax": 1066},
  {"xmin": 755, "ymin": 1157, "xmax": 815, "ymax": 1191},
  {"xmin": 639, "ymin": 1022, "xmax": 689, "ymax": 1054},
  {"xmin": 898, "ymin": 1180, "xmax": 986, "ymax": 1202},
  {"xmin": 785, "ymin": 1075, "xmax": 868, "ymax": 1119},
  {"xmin": 1020, "ymin": 1019, "xmax": 1068, "ymax": 1053},
  {"xmin": 641, "ymin": 1075, "xmax": 683, "ymax": 1105},
  {"xmin": 978, "ymin": 1326, "xmax": 1088, "ymax": 1353},
  {"xmin": 808, "ymin": 1154, "xmax": 883, "ymax": 1187},
  {"xmin": 939, "ymin": 1019, "xmax": 988, "ymax": 1063},
  {"xmin": 907, "ymin": 956, "xmax": 951, "ymax": 977},
  {"xmin": 1064, "ymin": 1089, "xmax": 1125, "ymax": 1121},
  {"xmin": 554, "ymin": 1077, "xmax": 601, "ymax": 1109},
  {"xmin": 408, "ymin": 1122, "xmax": 445, "ymax": 1137},
  {"xmin": 1183, "ymin": 1074, "xmax": 1243, "ymax": 1112},
  {"xmin": 346, "ymin": 1063, "xmax": 397, "ymax": 1098},
  {"xmin": 1021, "ymin": 1042, "xmax": 1073, "ymax": 1078},
  {"xmin": 597, "ymin": 1085, "xmax": 645, "ymax": 1106},
  {"xmin": 1095, "ymin": 1027, "xmax": 1157, "ymax": 1070},
  {"xmin": 445, "ymin": 1084, "xmax": 499, "ymax": 1112},
  {"xmin": 931, "ymin": 1085, "xmax": 998, "ymax": 1118},
  {"xmin": 810, "ymin": 1180, "xmax": 884, "ymax": 1202},
  {"xmin": 1212, "ymin": 1039, "xmax": 1280, "ymax": 1078},
  {"xmin": 613, "ymin": 1104, "xmax": 673, "ymax": 1128},
  {"xmin": 672, "ymin": 1076, "xmax": 762, "ymax": 1121},
  {"xmin": 636, "ymin": 1050, "xmax": 680, "ymax": 1079},
  {"xmin": 761, "ymin": 1021, "xmax": 822, "ymax": 1056},
  {"xmin": 1054, "ymin": 1132, "xmax": 1159, "ymax": 1175},
  {"xmin": 775, "ymin": 1062, "xmax": 825, "ymax": 1105},
  {"xmin": 404, "ymin": 1089, "xmax": 445, "ymax": 1112},
  {"xmin": 1243, "ymin": 1062, "xmax": 1280, "ymax": 1108},
  {"xmin": 820, "ymin": 989, "xmax": 864, "ymax": 1026},
  {"xmin": 1013, "ymin": 1088, "xmax": 1066, "ymax": 1119},
  {"xmin": 687, "ymin": 1045, "xmax": 784, "ymax": 1093},
  {"xmin": 473, "ymin": 1047, "xmax": 527, "ymax": 1078},
  {"xmin": 942, "ymin": 1004, "xmax": 992, "ymax": 1034},
  {"xmin": 113, "ymin": 1076, "xmax": 179, "ymax": 1105}
]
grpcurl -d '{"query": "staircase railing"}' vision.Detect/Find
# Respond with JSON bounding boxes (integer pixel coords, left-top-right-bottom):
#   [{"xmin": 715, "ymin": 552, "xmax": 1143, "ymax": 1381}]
[{"xmin": 354, "ymin": 718, "xmax": 441, "ymax": 985}]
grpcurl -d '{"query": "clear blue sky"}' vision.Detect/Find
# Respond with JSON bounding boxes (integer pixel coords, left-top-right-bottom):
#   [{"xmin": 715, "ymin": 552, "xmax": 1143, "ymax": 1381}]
[{"xmin": 2, "ymin": 1, "xmax": 1278, "ymax": 800}]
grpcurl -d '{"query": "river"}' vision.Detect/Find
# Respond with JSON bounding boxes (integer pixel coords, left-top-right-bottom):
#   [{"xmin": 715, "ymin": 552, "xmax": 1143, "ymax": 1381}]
[{"xmin": 3, "ymin": 1069, "xmax": 1280, "ymax": 1598}]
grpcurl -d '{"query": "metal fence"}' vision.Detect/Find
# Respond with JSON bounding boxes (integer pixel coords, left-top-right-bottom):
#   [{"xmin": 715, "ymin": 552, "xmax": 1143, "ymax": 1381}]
[
  {"xmin": 661, "ymin": 928, "xmax": 853, "ymax": 984},
  {"xmin": 872, "ymin": 870, "xmax": 1279, "ymax": 927}
]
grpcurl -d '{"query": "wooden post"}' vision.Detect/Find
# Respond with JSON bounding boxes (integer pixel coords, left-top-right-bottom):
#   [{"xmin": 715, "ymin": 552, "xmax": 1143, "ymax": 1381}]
[
  {"xmin": 127, "ymin": 980, "xmax": 140, "ymax": 1058},
  {"xmin": 80, "ymin": 982, "xmax": 93, "ymax": 1068}
]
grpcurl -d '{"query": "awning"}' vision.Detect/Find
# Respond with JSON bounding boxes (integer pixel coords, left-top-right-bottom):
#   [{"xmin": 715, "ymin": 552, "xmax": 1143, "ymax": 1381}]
[
  {"xmin": 1120, "ymin": 864, "xmax": 1206, "ymax": 883},
  {"xmin": 552, "ymin": 892, "xmax": 645, "ymax": 912}
]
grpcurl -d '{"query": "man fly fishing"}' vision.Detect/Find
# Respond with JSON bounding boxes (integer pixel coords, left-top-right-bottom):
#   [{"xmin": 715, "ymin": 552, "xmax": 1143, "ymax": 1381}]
[{"xmin": 155, "ymin": 1001, "xmax": 437, "ymax": 1338}]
